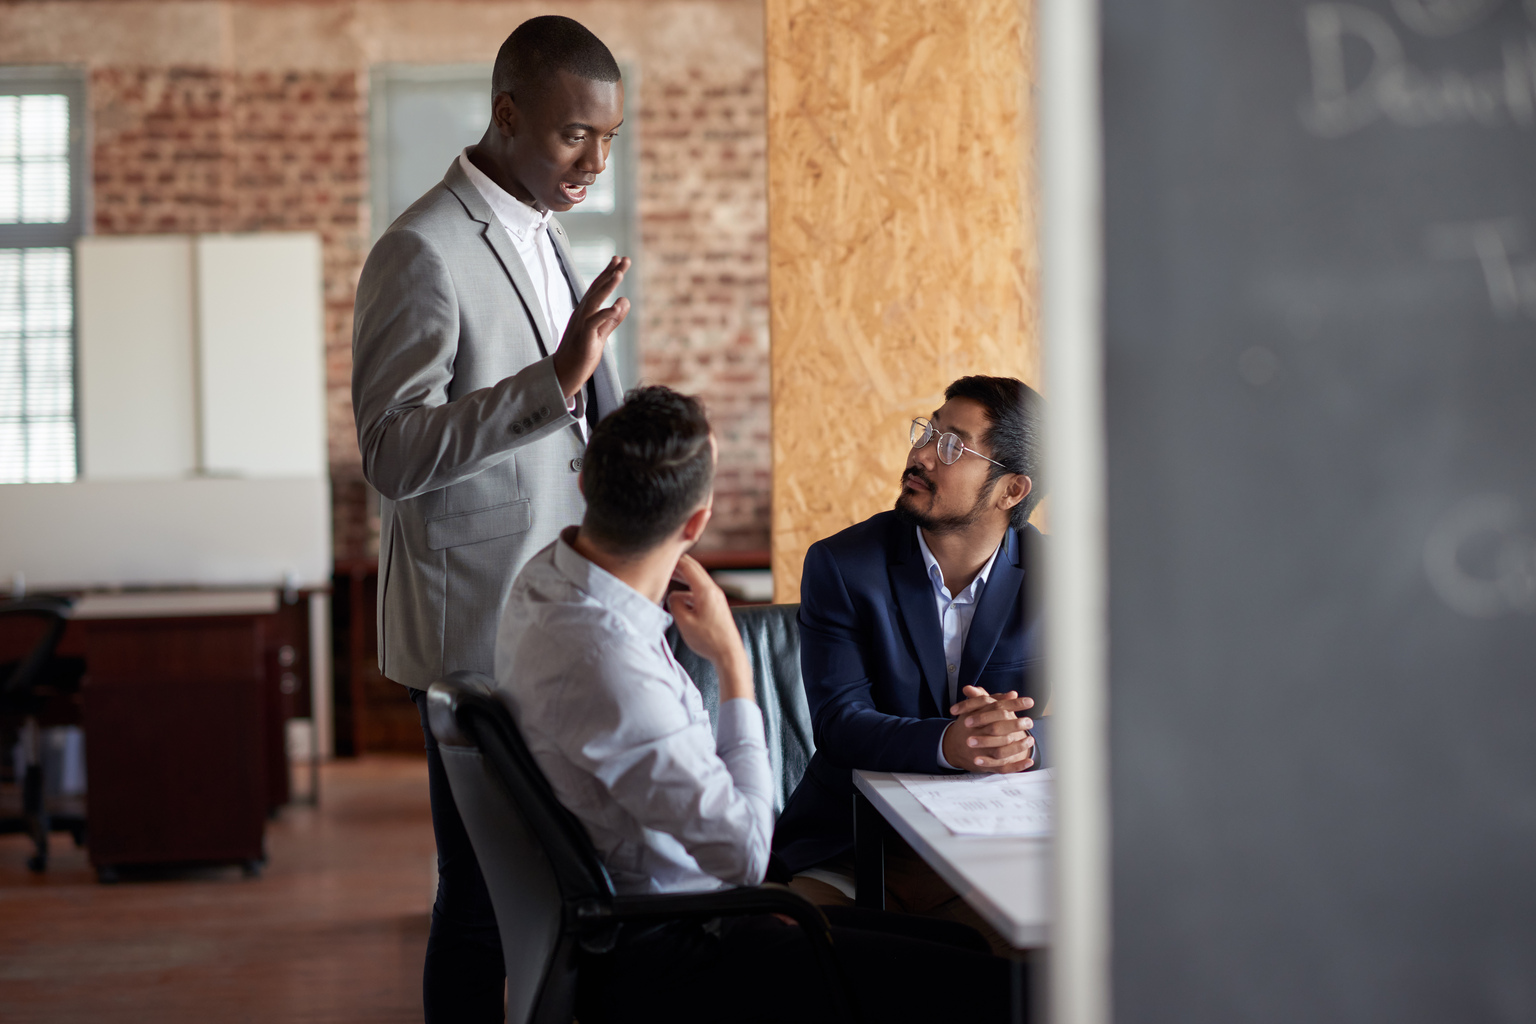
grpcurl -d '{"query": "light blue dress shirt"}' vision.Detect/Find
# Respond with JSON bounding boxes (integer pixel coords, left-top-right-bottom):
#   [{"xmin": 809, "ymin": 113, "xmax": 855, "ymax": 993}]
[
  {"xmin": 916, "ymin": 527, "xmax": 1003, "ymax": 769},
  {"xmin": 493, "ymin": 531, "xmax": 774, "ymax": 894}
]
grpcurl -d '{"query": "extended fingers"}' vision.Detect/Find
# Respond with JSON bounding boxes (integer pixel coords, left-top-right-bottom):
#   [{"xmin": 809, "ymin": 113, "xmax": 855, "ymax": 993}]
[{"xmin": 580, "ymin": 256, "xmax": 632, "ymax": 310}]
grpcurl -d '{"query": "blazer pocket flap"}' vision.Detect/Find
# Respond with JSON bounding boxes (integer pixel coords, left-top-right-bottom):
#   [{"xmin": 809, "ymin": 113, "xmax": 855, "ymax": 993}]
[{"xmin": 426, "ymin": 500, "xmax": 532, "ymax": 550}]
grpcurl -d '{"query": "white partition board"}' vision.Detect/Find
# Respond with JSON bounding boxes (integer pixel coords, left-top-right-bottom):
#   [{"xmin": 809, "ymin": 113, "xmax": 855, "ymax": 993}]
[
  {"xmin": 76, "ymin": 235, "xmax": 197, "ymax": 480},
  {"xmin": 0, "ymin": 477, "xmax": 330, "ymax": 589},
  {"xmin": 196, "ymin": 233, "xmax": 326, "ymax": 478}
]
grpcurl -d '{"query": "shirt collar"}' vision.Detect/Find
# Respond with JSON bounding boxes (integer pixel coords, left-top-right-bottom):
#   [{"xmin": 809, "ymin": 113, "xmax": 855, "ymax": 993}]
[
  {"xmin": 458, "ymin": 148, "xmax": 552, "ymax": 242},
  {"xmin": 916, "ymin": 526, "xmax": 1003, "ymax": 602},
  {"xmin": 551, "ymin": 527, "xmax": 674, "ymax": 636}
]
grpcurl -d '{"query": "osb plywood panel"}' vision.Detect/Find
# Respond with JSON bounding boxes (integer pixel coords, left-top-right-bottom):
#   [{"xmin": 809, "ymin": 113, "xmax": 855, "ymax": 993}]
[{"xmin": 765, "ymin": 0, "xmax": 1037, "ymax": 600}]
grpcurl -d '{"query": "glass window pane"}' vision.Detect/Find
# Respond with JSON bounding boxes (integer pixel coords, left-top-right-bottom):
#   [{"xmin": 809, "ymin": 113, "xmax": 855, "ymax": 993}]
[
  {"xmin": 0, "ymin": 93, "xmax": 70, "ymax": 225},
  {"xmin": 23, "ymin": 248, "xmax": 71, "ymax": 333},
  {"xmin": 0, "ymin": 162, "xmax": 15, "ymax": 224},
  {"xmin": 0, "ymin": 420, "xmax": 24, "ymax": 484},
  {"xmin": 19, "ymin": 95, "xmax": 69, "ymax": 158},
  {"xmin": 25, "ymin": 419, "xmax": 74, "ymax": 483},
  {"xmin": 569, "ymin": 237, "xmax": 618, "ymax": 287},
  {"xmin": 21, "ymin": 158, "xmax": 69, "ymax": 223},
  {"xmin": 0, "ymin": 337, "xmax": 20, "ymax": 416},
  {"xmin": 584, "ymin": 153, "xmax": 616, "ymax": 214},
  {"xmin": 25, "ymin": 334, "xmax": 71, "ymax": 418},
  {"xmin": 0, "ymin": 247, "xmax": 75, "ymax": 482},
  {"xmin": 0, "ymin": 96, "xmax": 15, "ymax": 159},
  {"xmin": 0, "ymin": 249, "xmax": 18, "ymax": 335}
]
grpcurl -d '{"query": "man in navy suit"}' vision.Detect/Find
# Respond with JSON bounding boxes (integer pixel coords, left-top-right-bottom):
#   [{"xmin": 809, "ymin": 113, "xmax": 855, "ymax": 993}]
[{"xmin": 773, "ymin": 376, "xmax": 1045, "ymax": 941}]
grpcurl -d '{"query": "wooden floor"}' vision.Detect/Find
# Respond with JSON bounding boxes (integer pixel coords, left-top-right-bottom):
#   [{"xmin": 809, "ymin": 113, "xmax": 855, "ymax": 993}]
[{"xmin": 0, "ymin": 756, "xmax": 435, "ymax": 1024}]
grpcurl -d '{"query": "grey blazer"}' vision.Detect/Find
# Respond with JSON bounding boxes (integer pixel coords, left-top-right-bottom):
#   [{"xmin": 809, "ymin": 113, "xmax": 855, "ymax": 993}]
[{"xmin": 352, "ymin": 158, "xmax": 623, "ymax": 689}]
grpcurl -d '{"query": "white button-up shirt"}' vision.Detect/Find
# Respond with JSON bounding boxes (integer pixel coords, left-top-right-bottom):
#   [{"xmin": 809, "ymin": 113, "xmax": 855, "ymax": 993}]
[
  {"xmin": 916, "ymin": 527, "xmax": 1003, "ymax": 769},
  {"xmin": 458, "ymin": 149, "xmax": 585, "ymax": 432},
  {"xmin": 493, "ymin": 530, "xmax": 774, "ymax": 894}
]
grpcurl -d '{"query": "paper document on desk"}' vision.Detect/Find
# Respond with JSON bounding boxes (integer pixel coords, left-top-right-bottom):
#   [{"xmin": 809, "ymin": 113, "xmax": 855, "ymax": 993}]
[{"xmin": 894, "ymin": 768, "xmax": 1054, "ymax": 838}]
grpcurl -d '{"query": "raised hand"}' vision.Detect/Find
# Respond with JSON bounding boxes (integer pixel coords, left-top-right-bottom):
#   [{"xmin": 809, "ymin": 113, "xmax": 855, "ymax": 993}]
[{"xmin": 553, "ymin": 256, "xmax": 632, "ymax": 399}]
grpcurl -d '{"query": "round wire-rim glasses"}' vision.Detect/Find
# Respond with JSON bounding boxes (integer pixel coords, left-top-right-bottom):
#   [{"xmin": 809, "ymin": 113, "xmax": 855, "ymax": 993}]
[{"xmin": 908, "ymin": 418, "xmax": 1007, "ymax": 468}]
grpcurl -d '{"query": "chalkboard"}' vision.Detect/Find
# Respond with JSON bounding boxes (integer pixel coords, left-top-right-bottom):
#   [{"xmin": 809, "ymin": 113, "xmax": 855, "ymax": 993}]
[{"xmin": 1103, "ymin": 2, "xmax": 1536, "ymax": 1021}]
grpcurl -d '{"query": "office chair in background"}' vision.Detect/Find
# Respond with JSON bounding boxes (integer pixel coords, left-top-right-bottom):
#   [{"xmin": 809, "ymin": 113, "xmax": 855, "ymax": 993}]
[
  {"xmin": 0, "ymin": 595, "xmax": 88, "ymax": 872},
  {"xmin": 426, "ymin": 671, "xmax": 861, "ymax": 1024}
]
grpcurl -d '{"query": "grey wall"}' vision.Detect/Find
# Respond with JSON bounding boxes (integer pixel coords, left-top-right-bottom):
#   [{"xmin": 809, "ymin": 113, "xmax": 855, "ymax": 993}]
[{"xmin": 1103, "ymin": 1, "xmax": 1536, "ymax": 1020}]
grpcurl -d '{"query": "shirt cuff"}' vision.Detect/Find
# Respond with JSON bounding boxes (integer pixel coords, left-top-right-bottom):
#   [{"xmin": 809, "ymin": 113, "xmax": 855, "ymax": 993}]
[{"xmin": 937, "ymin": 726, "xmax": 958, "ymax": 770}]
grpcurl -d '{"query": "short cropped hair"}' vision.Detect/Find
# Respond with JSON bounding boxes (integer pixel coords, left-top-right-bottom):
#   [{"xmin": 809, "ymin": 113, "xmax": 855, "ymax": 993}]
[
  {"xmin": 492, "ymin": 16, "xmax": 621, "ymax": 104},
  {"xmin": 582, "ymin": 387, "xmax": 714, "ymax": 555},
  {"xmin": 944, "ymin": 375, "xmax": 1047, "ymax": 527}
]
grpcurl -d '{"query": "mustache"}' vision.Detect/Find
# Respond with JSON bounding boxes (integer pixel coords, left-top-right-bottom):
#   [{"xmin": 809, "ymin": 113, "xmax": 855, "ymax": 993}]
[{"xmin": 902, "ymin": 466, "xmax": 933, "ymax": 489}]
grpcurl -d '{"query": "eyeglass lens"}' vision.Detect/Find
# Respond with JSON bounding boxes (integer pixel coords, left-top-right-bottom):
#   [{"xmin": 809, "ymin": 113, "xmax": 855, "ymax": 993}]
[{"xmin": 910, "ymin": 418, "xmax": 963, "ymax": 465}]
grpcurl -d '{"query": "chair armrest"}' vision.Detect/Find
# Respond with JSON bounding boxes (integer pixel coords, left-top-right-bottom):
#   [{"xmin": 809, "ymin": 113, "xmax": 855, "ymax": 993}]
[{"xmin": 590, "ymin": 884, "xmax": 859, "ymax": 1022}]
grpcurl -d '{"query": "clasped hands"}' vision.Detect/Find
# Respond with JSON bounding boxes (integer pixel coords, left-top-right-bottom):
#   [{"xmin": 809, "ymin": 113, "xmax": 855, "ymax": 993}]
[{"xmin": 941, "ymin": 685, "xmax": 1035, "ymax": 773}]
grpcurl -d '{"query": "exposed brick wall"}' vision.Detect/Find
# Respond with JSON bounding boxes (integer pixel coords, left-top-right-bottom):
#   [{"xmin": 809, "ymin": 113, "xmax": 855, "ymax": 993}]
[
  {"xmin": 638, "ymin": 66, "xmax": 769, "ymax": 553},
  {"xmin": 84, "ymin": 49, "xmax": 769, "ymax": 561},
  {"xmin": 92, "ymin": 65, "xmax": 375, "ymax": 560}
]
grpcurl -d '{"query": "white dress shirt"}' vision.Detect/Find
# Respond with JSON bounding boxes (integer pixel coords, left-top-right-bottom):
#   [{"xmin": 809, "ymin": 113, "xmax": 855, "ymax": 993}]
[
  {"xmin": 458, "ymin": 149, "xmax": 585, "ymax": 432},
  {"xmin": 916, "ymin": 527, "xmax": 1003, "ymax": 769},
  {"xmin": 493, "ymin": 529, "xmax": 774, "ymax": 894}
]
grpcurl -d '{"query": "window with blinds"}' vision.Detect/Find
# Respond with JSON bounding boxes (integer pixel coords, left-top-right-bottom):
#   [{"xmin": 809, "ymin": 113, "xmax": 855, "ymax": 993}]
[{"xmin": 0, "ymin": 72, "xmax": 86, "ymax": 484}]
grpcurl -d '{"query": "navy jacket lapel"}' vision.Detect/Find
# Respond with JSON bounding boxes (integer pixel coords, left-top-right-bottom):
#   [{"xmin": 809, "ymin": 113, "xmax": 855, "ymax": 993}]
[
  {"xmin": 888, "ymin": 521, "xmax": 950, "ymax": 717},
  {"xmin": 443, "ymin": 161, "xmax": 557, "ymax": 357},
  {"xmin": 957, "ymin": 527, "xmax": 1026, "ymax": 694}
]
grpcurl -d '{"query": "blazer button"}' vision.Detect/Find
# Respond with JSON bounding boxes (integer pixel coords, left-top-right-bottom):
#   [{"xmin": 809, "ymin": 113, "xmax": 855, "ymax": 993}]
[
  {"xmin": 512, "ymin": 424, "xmax": 524, "ymax": 435},
  {"xmin": 569, "ymin": 458, "xmax": 583, "ymax": 472},
  {"xmin": 539, "ymin": 406, "xmax": 551, "ymax": 418}
]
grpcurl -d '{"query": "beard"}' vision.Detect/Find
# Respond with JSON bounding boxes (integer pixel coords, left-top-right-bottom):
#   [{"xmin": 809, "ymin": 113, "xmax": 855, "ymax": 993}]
[{"xmin": 894, "ymin": 468, "xmax": 992, "ymax": 535}]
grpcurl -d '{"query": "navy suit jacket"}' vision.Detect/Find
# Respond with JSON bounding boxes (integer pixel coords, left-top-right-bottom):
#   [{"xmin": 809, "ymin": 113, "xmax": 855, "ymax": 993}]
[{"xmin": 772, "ymin": 510, "xmax": 1045, "ymax": 874}]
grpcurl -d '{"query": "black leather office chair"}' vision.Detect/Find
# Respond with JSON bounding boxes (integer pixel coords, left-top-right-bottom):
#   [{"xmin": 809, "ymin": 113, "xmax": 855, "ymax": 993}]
[
  {"xmin": 665, "ymin": 602, "xmax": 812, "ymax": 814},
  {"xmin": 427, "ymin": 670, "xmax": 859, "ymax": 1024},
  {"xmin": 0, "ymin": 596, "xmax": 87, "ymax": 871}
]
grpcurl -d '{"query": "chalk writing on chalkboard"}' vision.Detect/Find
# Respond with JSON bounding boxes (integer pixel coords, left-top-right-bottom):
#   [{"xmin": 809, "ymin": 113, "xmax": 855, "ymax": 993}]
[
  {"xmin": 1424, "ymin": 494, "xmax": 1536, "ymax": 616},
  {"xmin": 1301, "ymin": 3, "xmax": 1536, "ymax": 137},
  {"xmin": 1428, "ymin": 218, "xmax": 1536, "ymax": 319}
]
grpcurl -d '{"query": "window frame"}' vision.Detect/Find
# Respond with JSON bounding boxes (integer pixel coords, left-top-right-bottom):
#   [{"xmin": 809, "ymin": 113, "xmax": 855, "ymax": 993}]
[{"xmin": 0, "ymin": 65, "xmax": 90, "ymax": 483}]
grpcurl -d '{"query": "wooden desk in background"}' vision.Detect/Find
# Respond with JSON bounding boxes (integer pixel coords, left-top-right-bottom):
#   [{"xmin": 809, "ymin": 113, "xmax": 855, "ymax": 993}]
[{"xmin": 1, "ymin": 590, "xmax": 319, "ymax": 880}]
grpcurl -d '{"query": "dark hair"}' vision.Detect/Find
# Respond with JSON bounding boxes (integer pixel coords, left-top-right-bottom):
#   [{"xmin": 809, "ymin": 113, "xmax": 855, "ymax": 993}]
[
  {"xmin": 492, "ymin": 16, "xmax": 621, "ymax": 104},
  {"xmin": 943, "ymin": 375, "xmax": 1046, "ymax": 527},
  {"xmin": 582, "ymin": 386, "xmax": 714, "ymax": 555}
]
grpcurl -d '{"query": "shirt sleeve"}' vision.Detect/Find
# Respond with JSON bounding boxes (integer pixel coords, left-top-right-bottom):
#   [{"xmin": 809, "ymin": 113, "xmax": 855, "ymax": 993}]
[{"xmin": 552, "ymin": 638, "xmax": 774, "ymax": 887}]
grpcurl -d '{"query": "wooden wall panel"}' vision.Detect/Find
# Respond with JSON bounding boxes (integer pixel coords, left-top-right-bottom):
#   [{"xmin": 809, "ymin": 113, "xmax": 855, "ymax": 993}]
[{"xmin": 765, "ymin": 0, "xmax": 1038, "ymax": 600}]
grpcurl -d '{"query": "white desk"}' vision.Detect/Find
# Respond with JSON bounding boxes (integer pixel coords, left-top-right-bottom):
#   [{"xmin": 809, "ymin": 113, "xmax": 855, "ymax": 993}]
[{"xmin": 852, "ymin": 770, "xmax": 1051, "ymax": 949}]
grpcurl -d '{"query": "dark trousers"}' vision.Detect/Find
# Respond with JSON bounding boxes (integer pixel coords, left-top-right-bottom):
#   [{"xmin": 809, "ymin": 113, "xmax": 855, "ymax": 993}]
[
  {"xmin": 411, "ymin": 687, "xmax": 506, "ymax": 1023},
  {"xmin": 577, "ymin": 905, "xmax": 1020, "ymax": 1024}
]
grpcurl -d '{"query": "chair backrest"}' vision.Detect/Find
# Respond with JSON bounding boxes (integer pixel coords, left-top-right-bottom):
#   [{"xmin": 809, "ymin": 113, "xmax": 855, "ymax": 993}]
[
  {"xmin": 0, "ymin": 596, "xmax": 74, "ymax": 700},
  {"xmin": 427, "ymin": 671, "xmax": 615, "ymax": 1024},
  {"xmin": 666, "ymin": 603, "xmax": 813, "ymax": 812}
]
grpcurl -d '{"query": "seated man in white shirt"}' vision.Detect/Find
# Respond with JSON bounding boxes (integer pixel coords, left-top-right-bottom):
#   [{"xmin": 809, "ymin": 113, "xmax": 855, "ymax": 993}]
[{"xmin": 494, "ymin": 386, "xmax": 1017, "ymax": 1023}]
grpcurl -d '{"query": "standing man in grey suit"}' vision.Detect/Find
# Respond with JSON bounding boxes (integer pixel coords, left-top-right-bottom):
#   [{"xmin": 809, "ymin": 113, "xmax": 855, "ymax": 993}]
[{"xmin": 351, "ymin": 17, "xmax": 628, "ymax": 1022}]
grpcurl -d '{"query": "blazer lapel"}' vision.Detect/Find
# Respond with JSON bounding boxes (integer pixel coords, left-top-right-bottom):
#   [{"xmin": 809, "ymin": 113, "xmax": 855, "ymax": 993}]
[
  {"xmin": 888, "ymin": 522, "xmax": 951, "ymax": 717},
  {"xmin": 957, "ymin": 528, "xmax": 1025, "ymax": 694},
  {"xmin": 444, "ymin": 161, "xmax": 557, "ymax": 358}
]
